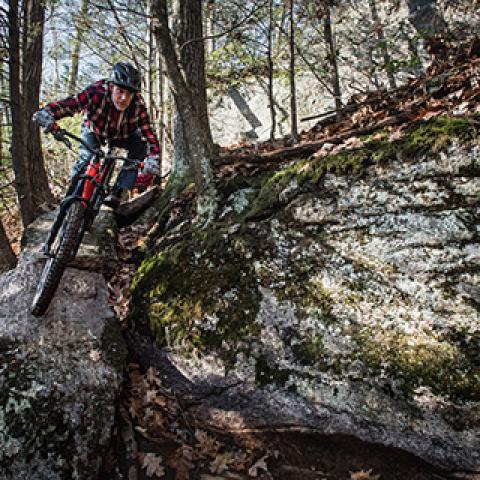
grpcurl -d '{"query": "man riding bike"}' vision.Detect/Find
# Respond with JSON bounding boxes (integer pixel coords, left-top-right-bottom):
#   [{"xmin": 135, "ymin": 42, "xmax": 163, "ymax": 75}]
[{"xmin": 33, "ymin": 61, "xmax": 160, "ymax": 209}]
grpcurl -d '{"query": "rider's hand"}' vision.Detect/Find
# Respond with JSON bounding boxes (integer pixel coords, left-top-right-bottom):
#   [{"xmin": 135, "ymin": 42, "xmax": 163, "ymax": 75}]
[
  {"xmin": 32, "ymin": 109, "xmax": 56, "ymax": 133},
  {"xmin": 142, "ymin": 155, "xmax": 160, "ymax": 176}
]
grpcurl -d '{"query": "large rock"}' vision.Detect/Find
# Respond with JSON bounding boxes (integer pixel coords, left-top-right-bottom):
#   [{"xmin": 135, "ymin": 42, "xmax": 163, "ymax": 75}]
[
  {"xmin": 131, "ymin": 120, "xmax": 480, "ymax": 471},
  {"xmin": 0, "ymin": 206, "xmax": 126, "ymax": 479},
  {"xmin": 20, "ymin": 207, "xmax": 117, "ymax": 272}
]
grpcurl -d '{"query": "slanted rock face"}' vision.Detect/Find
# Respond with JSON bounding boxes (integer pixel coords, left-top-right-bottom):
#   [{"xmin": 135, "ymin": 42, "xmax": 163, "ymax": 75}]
[
  {"xmin": 20, "ymin": 208, "xmax": 117, "ymax": 273},
  {"xmin": 131, "ymin": 118, "xmax": 480, "ymax": 471},
  {"xmin": 0, "ymin": 211, "xmax": 126, "ymax": 479}
]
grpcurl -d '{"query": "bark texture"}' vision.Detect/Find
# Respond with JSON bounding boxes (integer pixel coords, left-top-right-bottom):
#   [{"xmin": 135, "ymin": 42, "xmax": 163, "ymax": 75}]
[
  {"xmin": 153, "ymin": 0, "xmax": 217, "ymax": 219},
  {"xmin": 0, "ymin": 219, "xmax": 16, "ymax": 272}
]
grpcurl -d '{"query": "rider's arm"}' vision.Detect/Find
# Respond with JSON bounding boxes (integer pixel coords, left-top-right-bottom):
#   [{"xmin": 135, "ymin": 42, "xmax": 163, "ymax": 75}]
[{"xmin": 43, "ymin": 81, "xmax": 103, "ymax": 120}]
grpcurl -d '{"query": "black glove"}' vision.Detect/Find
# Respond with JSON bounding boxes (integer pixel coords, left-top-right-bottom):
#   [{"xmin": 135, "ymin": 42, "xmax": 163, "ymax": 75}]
[{"xmin": 32, "ymin": 109, "xmax": 55, "ymax": 133}]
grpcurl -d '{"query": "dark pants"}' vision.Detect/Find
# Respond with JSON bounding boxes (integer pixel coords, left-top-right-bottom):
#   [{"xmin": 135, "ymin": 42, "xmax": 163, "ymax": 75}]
[{"xmin": 72, "ymin": 122, "xmax": 147, "ymax": 191}]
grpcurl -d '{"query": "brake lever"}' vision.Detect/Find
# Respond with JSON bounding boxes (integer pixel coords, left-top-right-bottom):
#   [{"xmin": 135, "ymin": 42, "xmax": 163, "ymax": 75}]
[{"xmin": 52, "ymin": 128, "xmax": 72, "ymax": 149}]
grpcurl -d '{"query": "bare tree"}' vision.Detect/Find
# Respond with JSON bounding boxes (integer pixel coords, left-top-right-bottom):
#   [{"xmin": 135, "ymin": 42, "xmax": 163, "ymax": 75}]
[
  {"xmin": 22, "ymin": 0, "xmax": 53, "ymax": 208},
  {"xmin": 153, "ymin": 0, "xmax": 217, "ymax": 222},
  {"xmin": 8, "ymin": 0, "xmax": 34, "ymax": 226},
  {"xmin": 8, "ymin": 0, "xmax": 52, "ymax": 227},
  {"xmin": 369, "ymin": 0, "xmax": 396, "ymax": 89},
  {"xmin": 289, "ymin": 0, "xmax": 298, "ymax": 140},
  {"xmin": 0, "ymin": 219, "xmax": 16, "ymax": 272},
  {"xmin": 146, "ymin": 0, "xmax": 155, "ymax": 119},
  {"xmin": 68, "ymin": 0, "xmax": 89, "ymax": 95},
  {"xmin": 317, "ymin": 0, "xmax": 342, "ymax": 119},
  {"xmin": 267, "ymin": 0, "xmax": 276, "ymax": 140}
]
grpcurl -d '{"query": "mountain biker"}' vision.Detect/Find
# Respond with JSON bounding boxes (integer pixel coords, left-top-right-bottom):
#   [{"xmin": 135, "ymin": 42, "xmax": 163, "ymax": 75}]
[{"xmin": 33, "ymin": 62, "xmax": 160, "ymax": 209}]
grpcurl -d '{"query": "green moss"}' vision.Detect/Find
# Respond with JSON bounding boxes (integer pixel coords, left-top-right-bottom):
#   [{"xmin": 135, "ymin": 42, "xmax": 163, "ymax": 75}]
[
  {"xmin": 291, "ymin": 335, "xmax": 325, "ymax": 366},
  {"xmin": 241, "ymin": 115, "xmax": 478, "ymax": 221},
  {"xmin": 401, "ymin": 116, "xmax": 477, "ymax": 157},
  {"xmin": 255, "ymin": 354, "xmax": 291, "ymax": 387},
  {"xmin": 355, "ymin": 328, "xmax": 480, "ymax": 402},
  {"xmin": 130, "ymin": 227, "xmax": 262, "ymax": 355}
]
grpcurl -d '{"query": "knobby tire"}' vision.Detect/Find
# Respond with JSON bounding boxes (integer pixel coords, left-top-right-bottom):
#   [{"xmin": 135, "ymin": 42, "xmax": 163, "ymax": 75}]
[{"xmin": 31, "ymin": 202, "xmax": 86, "ymax": 316}]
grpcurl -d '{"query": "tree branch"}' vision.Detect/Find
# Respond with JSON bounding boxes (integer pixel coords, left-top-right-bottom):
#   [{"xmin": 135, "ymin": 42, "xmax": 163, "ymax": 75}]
[
  {"xmin": 178, "ymin": 0, "xmax": 269, "ymax": 52},
  {"xmin": 104, "ymin": 0, "xmax": 141, "ymax": 70}
]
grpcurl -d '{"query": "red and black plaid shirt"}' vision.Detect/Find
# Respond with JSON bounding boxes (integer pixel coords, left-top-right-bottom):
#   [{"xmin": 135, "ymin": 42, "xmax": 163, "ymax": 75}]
[{"xmin": 45, "ymin": 80, "xmax": 160, "ymax": 155}]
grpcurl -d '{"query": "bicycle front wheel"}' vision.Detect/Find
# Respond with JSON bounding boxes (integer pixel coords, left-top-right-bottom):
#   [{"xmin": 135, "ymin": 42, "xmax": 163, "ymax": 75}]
[{"xmin": 31, "ymin": 202, "xmax": 86, "ymax": 316}]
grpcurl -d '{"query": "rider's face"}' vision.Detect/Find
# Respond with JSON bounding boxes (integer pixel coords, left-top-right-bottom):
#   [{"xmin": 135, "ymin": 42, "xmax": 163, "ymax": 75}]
[{"xmin": 111, "ymin": 85, "xmax": 135, "ymax": 111}]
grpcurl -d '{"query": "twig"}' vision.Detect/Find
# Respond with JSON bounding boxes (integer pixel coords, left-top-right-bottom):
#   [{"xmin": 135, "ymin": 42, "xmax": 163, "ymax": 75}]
[
  {"xmin": 104, "ymin": 0, "xmax": 141, "ymax": 70},
  {"xmin": 178, "ymin": 0, "xmax": 269, "ymax": 52}
]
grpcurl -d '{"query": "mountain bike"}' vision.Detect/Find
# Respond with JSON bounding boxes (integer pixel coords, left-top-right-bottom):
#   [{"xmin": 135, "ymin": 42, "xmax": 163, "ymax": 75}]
[{"xmin": 31, "ymin": 125, "xmax": 143, "ymax": 316}]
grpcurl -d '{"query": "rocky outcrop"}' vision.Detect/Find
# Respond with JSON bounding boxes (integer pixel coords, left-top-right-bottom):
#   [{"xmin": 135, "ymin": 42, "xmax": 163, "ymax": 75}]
[
  {"xmin": 131, "ymin": 117, "xmax": 480, "ymax": 471},
  {"xmin": 0, "ymin": 208, "xmax": 126, "ymax": 479},
  {"xmin": 20, "ymin": 208, "xmax": 117, "ymax": 272}
]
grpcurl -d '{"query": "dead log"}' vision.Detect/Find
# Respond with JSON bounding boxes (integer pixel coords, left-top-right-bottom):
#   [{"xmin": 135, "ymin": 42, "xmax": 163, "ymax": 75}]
[
  {"xmin": 217, "ymin": 109, "xmax": 419, "ymax": 166},
  {"xmin": 115, "ymin": 186, "xmax": 160, "ymax": 220}
]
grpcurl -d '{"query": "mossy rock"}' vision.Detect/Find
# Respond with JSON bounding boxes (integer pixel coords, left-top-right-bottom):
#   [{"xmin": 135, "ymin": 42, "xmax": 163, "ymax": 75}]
[
  {"xmin": 242, "ymin": 115, "xmax": 479, "ymax": 220},
  {"xmin": 130, "ymin": 227, "xmax": 262, "ymax": 360}
]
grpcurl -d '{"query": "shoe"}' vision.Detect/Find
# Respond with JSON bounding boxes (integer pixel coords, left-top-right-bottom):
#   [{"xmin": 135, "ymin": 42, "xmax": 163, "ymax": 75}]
[{"xmin": 103, "ymin": 192, "xmax": 121, "ymax": 210}]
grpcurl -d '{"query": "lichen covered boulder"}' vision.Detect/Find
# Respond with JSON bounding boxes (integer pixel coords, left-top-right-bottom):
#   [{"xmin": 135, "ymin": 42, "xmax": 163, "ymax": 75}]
[
  {"xmin": 0, "ymin": 261, "xmax": 126, "ymax": 478},
  {"xmin": 131, "ymin": 117, "xmax": 480, "ymax": 470},
  {"xmin": 20, "ymin": 208, "xmax": 117, "ymax": 272}
]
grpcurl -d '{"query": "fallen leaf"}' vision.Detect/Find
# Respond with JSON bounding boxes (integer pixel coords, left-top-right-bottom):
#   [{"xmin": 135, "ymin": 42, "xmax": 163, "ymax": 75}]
[
  {"xmin": 89, "ymin": 350, "xmax": 101, "ymax": 362},
  {"xmin": 248, "ymin": 454, "xmax": 269, "ymax": 477},
  {"xmin": 147, "ymin": 367, "xmax": 161, "ymax": 387},
  {"xmin": 141, "ymin": 452, "xmax": 165, "ymax": 478},
  {"xmin": 169, "ymin": 444, "xmax": 195, "ymax": 480},
  {"xmin": 350, "ymin": 469, "xmax": 381, "ymax": 480},
  {"xmin": 210, "ymin": 451, "xmax": 236, "ymax": 474},
  {"xmin": 195, "ymin": 429, "xmax": 221, "ymax": 458}
]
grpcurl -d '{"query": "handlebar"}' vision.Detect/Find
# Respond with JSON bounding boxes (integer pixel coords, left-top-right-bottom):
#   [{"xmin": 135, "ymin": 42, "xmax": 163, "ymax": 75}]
[{"xmin": 50, "ymin": 125, "xmax": 143, "ymax": 169}]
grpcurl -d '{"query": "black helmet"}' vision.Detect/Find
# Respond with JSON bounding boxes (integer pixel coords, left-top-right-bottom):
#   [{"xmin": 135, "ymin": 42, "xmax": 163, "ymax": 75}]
[{"xmin": 111, "ymin": 62, "xmax": 141, "ymax": 92}]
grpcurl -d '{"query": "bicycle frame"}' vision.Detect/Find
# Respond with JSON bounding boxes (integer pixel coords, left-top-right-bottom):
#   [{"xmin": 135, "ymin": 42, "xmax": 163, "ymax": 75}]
[{"xmin": 43, "ymin": 127, "xmax": 141, "ymax": 258}]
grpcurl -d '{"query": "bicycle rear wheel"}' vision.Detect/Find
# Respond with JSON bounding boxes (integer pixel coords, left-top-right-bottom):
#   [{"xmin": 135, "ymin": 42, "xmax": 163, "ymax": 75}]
[{"xmin": 31, "ymin": 202, "xmax": 86, "ymax": 316}]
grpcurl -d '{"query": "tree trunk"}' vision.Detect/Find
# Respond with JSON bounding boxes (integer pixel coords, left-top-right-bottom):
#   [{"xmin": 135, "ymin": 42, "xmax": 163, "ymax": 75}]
[
  {"xmin": 8, "ymin": 0, "xmax": 35, "ymax": 226},
  {"xmin": 175, "ymin": 0, "xmax": 214, "ymax": 157},
  {"xmin": 369, "ymin": 0, "xmax": 396, "ymax": 89},
  {"xmin": 146, "ymin": 0, "xmax": 154, "ymax": 119},
  {"xmin": 49, "ymin": 3, "xmax": 61, "ymax": 96},
  {"xmin": 289, "ymin": 0, "xmax": 297, "ymax": 141},
  {"xmin": 0, "ymin": 219, "xmax": 16, "ymax": 273},
  {"xmin": 22, "ymin": 0, "xmax": 53, "ymax": 208},
  {"xmin": 68, "ymin": 0, "xmax": 89, "ymax": 95},
  {"xmin": 157, "ymin": 48, "xmax": 165, "ymax": 167},
  {"xmin": 205, "ymin": 0, "xmax": 215, "ymax": 54},
  {"xmin": 153, "ymin": 0, "xmax": 217, "ymax": 222},
  {"xmin": 170, "ymin": 0, "xmax": 192, "ymax": 184},
  {"xmin": 267, "ymin": 0, "xmax": 276, "ymax": 141},
  {"xmin": 322, "ymin": 3, "xmax": 342, "ymax": 119}
]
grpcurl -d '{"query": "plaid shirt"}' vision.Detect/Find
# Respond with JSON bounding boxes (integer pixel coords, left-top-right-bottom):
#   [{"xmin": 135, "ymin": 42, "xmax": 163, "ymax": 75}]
[{"xmin": 45, "ymin": 80, "xmax": 160, "ymax": 155}]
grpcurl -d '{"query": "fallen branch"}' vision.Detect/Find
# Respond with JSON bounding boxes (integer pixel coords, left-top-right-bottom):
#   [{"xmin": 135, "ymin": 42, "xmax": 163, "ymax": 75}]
[
  {"xmin": 115, "ymin": 186, "xmax": 160, "ymax": 219},
  {"xmin": 217, "ymin": 108, "xmax": 419, "ymax": 166}
]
